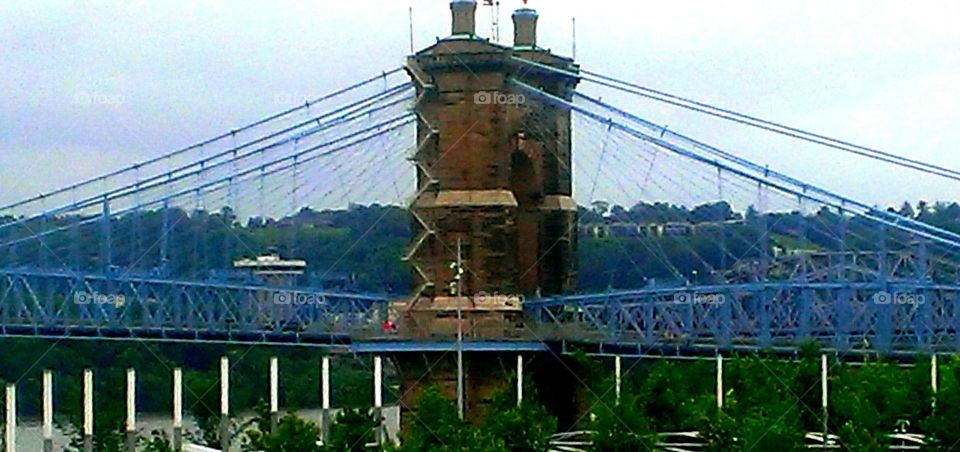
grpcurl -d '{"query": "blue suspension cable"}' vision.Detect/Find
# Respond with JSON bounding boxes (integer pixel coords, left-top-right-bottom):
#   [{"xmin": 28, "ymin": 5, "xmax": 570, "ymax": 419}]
[
  {"xmin": 511, "ymin": 56, "xmax": 960, "ymax": 181},
  {"xmin": 570, "ymin": 89, "xmax": 960, "ymax": 247},
  {"xmin": 0, "ymin": 67, "xmax": 407, "ymax": 214},
  {"xmin": 1, "ymin": 115, "xmax": 415, "ymax": 248},
  {"xmin": 510, "ymin": 78, "xmax": 960, "ymax": 251},
  {"xmin": 579, "ymin": 67, "xmax": 960, "ymax": 180},
  {"xmin": 0, "ymin": 89, "xmax": 414, "ymax": 233}
]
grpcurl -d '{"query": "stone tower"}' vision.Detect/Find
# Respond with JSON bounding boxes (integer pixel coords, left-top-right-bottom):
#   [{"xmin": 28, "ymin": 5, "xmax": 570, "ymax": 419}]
[
  {"xmin": 404, "ymin": 1, "xmax": 580, "ymax": 304},
  {"xmin": 390, "ymin": 1, "xmax": 582, "ymax": 430}
]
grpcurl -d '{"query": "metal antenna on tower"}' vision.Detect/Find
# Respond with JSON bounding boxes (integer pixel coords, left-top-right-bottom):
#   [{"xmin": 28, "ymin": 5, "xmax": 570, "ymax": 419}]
[
  {"xmin": 572, "ymin": 17, "xmax": 577, "ymax": 59},
  {"xmin": 408, "ymin": 6, "xmax": 415, "ymax": 53}
]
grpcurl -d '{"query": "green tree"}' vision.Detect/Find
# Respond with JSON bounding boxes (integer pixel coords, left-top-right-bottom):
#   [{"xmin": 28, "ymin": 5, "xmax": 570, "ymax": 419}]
[
  {"xmin": 831, "ymin": 358, "xmax": 931, "ymax": 449},
  {"xmin": 721, "ymin": 356, "xmax": 806, "ymax": 451},
  {"xmin": 483, "ymin": 382, "xmax": 557, "ymax": 452},
  {"xmin": 922, "ymin": 357, "xmax": 960, "ymax": 450},
  {"xmin": 402, "ymin": 386, "xmax": 502, "ymax": 452},
  {"xmin": 635, "ymin": 360, "xmax": 714, "ymax": 432},
  {"xmin": 260, "ymin": 414, "xmax": 323, "ymax": 452},
  {"xmin": 590, "ymin": 394, "xmax": 656, "ymax": 451},
  {"xmin": 698, "ymin": 408, "xmax": 740, "ymax": 451},
  {"xmin": 243, "ymin": 401, "xmax": 322, "ymax": 452},
  {"xmin": 184, "ymin": 371, "xmax": 224, "ymax": 447},
  {"xmin": 140, "ymin": 430, "xmax": 175, "ymax": 452},
  {"xmin": 569, "ymin": 351, "xmax": 657, "ymax": 451},
  {"xmin": 324, "ymin": 408, "xmax": 376, "ymax": 452}
]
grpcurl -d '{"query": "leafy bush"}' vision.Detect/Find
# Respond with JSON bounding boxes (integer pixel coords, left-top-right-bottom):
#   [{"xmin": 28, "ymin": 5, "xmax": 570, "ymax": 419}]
[
  {"xmin": 140, "ymin": 430, "xmax": 174, "ymax": 452},
  {"xmin": 401, "ymin": 386, "xmax": 503, "ymax": 452},
  {"xmin": 922, "ymin": 357, "xmax": 960, "ymax": 450},
  {"xmin": 832, "ymin": 357, "xmax": 932, "ymax": 449},
  {"xmin": 483, "ymin": 382, "xmax": 557, "ymax": 452},
  {"xmin": 325, "ymin": 408, "xmax": 376, "ymax": 452},
  {"xmin": 722, "ymin": 356, "xmax": 806, "ymax": 450},
  {"xmin": 590, "ymin": 395, "xmax": 656, "ymax": 451},
  {"xmin": 242, "ymin": 401, "xmax": 322, "ymax": 452}
]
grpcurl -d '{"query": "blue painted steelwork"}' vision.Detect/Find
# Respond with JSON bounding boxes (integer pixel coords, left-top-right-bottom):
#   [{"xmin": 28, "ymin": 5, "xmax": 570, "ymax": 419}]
[
  {"xmin": 1, "ymin": 266, "xmax": 959, "ymax": 353},
  {"xmin": 0, "ymin": 268, "xmax": 389, "ymax": 345},
  {"xmin": 351, "ymin": 341, "xmax": 550, "ymax": 353},
  {"xmin": 526, "ymin": 281, "xmax": 960, "ymax": 354}
]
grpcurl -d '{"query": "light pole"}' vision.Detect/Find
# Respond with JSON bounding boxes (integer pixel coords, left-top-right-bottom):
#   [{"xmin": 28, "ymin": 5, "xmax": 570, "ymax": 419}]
[
  {"xmin": 456, "ymin": 237, "xmax": 464, "ymax": 420},
  {"xmin": 449, "ymin": 237, "xmax": 465, "ymax": 420}
]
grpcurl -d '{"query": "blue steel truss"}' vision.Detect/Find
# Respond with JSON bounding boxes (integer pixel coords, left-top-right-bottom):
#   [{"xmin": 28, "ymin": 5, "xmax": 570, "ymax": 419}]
[
  {"xmin": 527, "ymin": 281, "xmax": 960, "ymax": 354},
  {"xmin": 0, "ymin": 268, "xmax": 388, "ymax": 345},
  {"xmin": 527, "ymin": 251, "xmax": 960, "ymax": 354},
  {"xmin": 3, "ymin": 265, "xmax": 959, "ymax": 354}
]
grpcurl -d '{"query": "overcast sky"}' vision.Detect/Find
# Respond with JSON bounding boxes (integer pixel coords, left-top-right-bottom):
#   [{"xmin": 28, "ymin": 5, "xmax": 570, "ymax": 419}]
[{"xmin": 2, "ymin": 0, "xmax": 958, "ymax": 211}]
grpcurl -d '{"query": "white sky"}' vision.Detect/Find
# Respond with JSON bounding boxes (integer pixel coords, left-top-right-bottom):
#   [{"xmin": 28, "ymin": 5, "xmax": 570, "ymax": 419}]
[{"xmin": 1, "ymin": 0, "xmax": 958, "ymax": 210}]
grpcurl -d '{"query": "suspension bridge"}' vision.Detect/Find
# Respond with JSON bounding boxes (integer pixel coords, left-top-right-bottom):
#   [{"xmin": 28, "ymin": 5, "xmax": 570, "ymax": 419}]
[{"xmin": 2, "ymin": 2, "xmax": 959, "ymax": 361}]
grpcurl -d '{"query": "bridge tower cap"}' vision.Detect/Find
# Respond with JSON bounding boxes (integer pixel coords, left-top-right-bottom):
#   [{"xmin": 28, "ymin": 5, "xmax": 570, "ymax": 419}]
[
  {"xmin": 450, "ymin": 0, "xmax": 478, "ymax": 36},
  {"xmin": 512, "ymin": 7, "xmax": 539, "ymax": 48},
  {"xmin": 512, "ymin": 7, "xmax": 539, "ymax": 17}
]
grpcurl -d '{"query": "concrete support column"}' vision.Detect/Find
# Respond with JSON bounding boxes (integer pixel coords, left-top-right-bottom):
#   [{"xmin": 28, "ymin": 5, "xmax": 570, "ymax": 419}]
[
  {"xmin": 5, "ymin": 384, "xmax": 15, "ymax": 452},
  {"xmin": 83, "ymin": 369, "xmax": 93, "ymax": 452},
  {"xmin": 821, "ymin": 354, "xmax": 829, "ymax": 446},
  {"xmin": 932, "ymin": 354, "xmax": 939, "ymax": 411},
  {"xmin": 321, "ymin": 356, "xmax": 331, "ymax": 444},
  {"xmin": 220, "ymin": 356, "xmax": 231, "ymax": 452},
  {"xmin": 373, "ymin": 355, "xmax": 384, "ymax": 446},
  {"xmin": 516, "ymin": 354, "xmax": 523, "ymax": 407},
  {"xmin": 125, "ymin": 368, "xmax": 136, "ymax": 452},
  {"xmin": 173, "ymin": 368, "xmax": 183, "ymax": 450},
  {"xmin": 715, "ymin": 355, "xmax": 723, "ymax": 410},
  {"xmin": 270, "ymin": 357, "xmax": 279, "ymax": 432},
  {"xmin": 614, "ymin": 355, "xmax": 622, "ymax": 405},
  {"xmin": 42, "ymin": 370, "xmax": 53, "ymax": 452}
]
